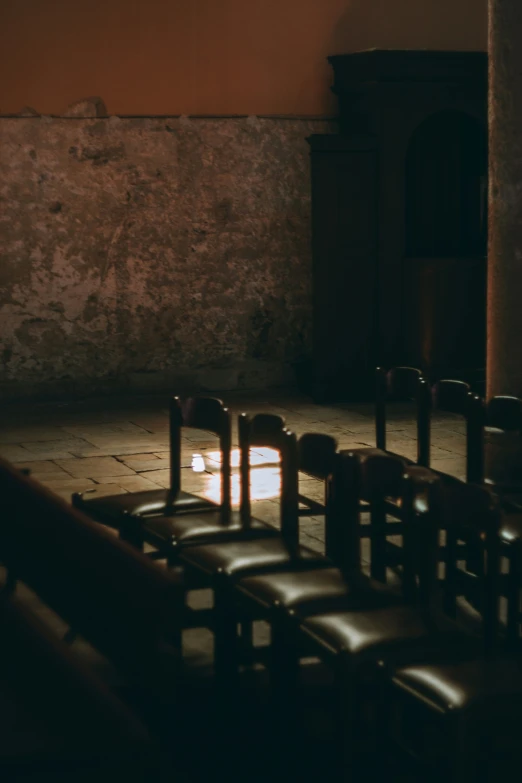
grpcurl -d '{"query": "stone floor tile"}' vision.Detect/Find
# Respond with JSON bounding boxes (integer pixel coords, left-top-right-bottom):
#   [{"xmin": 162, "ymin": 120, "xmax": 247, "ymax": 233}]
[
  {"xmin": 128, "ymin": 416, "xmax": 169, "ymax": 433},
  {"xmin": 12, "ymin": 460, "xmax": 70, "ymax": 476},
  {"xmin": 20, "ymin": 438, "xmax": 94, "ymax": 455},
  {"xmin": 0, "ymin": 426, "xmax": 75, "ymax": 443},
  {"xmin": 300, "ymin": 533, "xmax": 324, "ymax": 553},
  {"xmin": 431, "ymin": 434, "xmax": 467, "ymax": 455},
  {"xmin": 119, "ymin": 452, "xmax": 162, "ymax": 462},
  {"xmin": 61, "ymin": 422, "xmax": 150, "ymax": 438},
  {"xmin": 0, "ymin": 444, "xmax": 73, "ymax": 462},
  {"xmin": 38, "ymin": 477, "xmax": 96, "ymax": 495},
  {"xmin": 70, "ymin": 444, "xmax": 164, "ymax": 458},
  {"xmin": 78, "ymin": 433, "xmax": 170, "ymax": 449},
  {"xmin": 182, "ymin": 432, "xmax": 220, "ymax": 446},
  {"xmin": 251, "ymin": 499, "xmax": 281, "ymax": 524},
  {"xmin": 140, "ymin": 468, "xmax": 170, "ymax": 488},
  {"xmin": 53, "ymin": 483, "xmax": 128, "ymax": 502},
  {"xmin": 39, "ymin": 476, "xmax": 96, "ymax": 487},
  {"xmin": 53, "ymin": 456, "xmax": 136, "ymax": 478},
  {"xmin": 120, "ymin": 457, "xmax": 169, "ymax": 472},
  {"xmin": 96, "ymin": 475, "xmax": 164, "ymax": 492},
  {"xmin": 430, "ymin": 457, "xmax": 466, "ymax": 479}
]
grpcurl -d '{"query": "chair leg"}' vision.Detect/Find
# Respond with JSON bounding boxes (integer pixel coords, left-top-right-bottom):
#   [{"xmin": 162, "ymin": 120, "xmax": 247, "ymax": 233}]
[
  {"xmin": 269, "ymin": 611, "xmax": 300, "ymax": 702},
  {"xmin": 333, "ymin": 658, "xmax": 357, "ymax": 783},
  {"xmin": 238, "ymin": 619, "xmax": 255, "ymax": 666},
  {"xmin": 451, "ymin": 716, "xmax": 478, "ymax": 783},
  {"xmin": 370, "ymin": 503, "xmax": 387, "ymax": 583},
  {"xmin": 213, "ymin": 575, "xmax": 240, "ymax": 690}
]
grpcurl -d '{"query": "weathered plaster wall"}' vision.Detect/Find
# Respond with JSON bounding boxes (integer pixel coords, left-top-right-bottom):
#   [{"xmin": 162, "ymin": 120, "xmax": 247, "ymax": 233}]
[{"xmin": 0, "ymin": 112, "xmax": 332, "ymax": 399}]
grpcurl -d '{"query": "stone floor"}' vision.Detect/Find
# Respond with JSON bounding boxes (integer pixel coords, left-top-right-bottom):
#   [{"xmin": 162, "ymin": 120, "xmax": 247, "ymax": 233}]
[{"xmin": 0, "ymin": 389, "xmax": 467, "ymax": 551}]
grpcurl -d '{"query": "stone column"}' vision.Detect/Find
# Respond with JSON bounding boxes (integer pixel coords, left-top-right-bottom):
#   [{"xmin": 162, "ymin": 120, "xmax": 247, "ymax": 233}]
[{"xmin": 487, "ymin": 0, "xmax": 522, "ymax": 397}]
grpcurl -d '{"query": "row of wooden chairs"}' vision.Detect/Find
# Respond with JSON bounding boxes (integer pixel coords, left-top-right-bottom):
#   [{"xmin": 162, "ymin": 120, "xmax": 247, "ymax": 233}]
[
  {"xmin": 69, "ymin": 387, "xmax": 522, "ymax": 781},
  {"xmin": 376, "ymin": 365, "xmax": 522, "ymax": 494}
]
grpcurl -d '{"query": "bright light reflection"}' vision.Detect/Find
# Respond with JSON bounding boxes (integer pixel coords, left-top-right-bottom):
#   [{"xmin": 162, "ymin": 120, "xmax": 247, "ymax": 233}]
[
  {"xmin": 191, "ymin": 453, "xmax": 206, "ymax": 472},
  {"xmin": 200, "ymin": 467, "xmax": 281, "ymax": 505},
  {"xmin": 205, "ymin": 447, "xmax": 280, "ymax": 469}
]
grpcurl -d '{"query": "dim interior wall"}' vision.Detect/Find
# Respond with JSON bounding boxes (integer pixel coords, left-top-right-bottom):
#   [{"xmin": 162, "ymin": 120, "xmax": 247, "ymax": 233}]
[
  {"xmin": 0, "ymin": 0, "xmax": 487, "ymax": 116},
  {"xmin": 0, "ymin": 113, "xmax": 332, "ymax": 400}
]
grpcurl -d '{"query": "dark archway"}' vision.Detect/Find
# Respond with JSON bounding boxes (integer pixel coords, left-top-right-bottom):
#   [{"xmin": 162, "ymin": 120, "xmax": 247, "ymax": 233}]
[
  {"xmin": 403, "ymin": 111, "xmax": 487, "ymax": 381},
  {"xmin": 405, "ymin": 110, "xmax": 487, "ymax": 258}
]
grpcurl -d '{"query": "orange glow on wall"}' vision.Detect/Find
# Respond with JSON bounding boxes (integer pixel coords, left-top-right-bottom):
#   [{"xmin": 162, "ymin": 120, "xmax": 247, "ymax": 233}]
[{"xmin": 0, "ymin": 0, "xmax": 486, "ymax": 116}]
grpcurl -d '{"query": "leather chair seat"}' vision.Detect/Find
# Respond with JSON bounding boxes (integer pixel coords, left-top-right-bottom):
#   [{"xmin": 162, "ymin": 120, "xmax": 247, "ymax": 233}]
[
  {"xmin": 142, "ymin": 511, "xmax": 279, "ymax": 548},
  {"xmin": 180, "ymin": 536, "xmax": 329, "ymax": 579},
  {"xmin": 236, "ymin": 567, "xmax": 350, "ymax": 613},
  {"xmin": 236, "ymin": 568, "xmax": 400, "ymax": 615},
  {"xmin": 392, "ymin": 657, "xmax": 522, "ymax": 713},
  {"xmin": 74, "ymin": 489, "xmax": 216, "ymax": 529},
  {"xmin": 300, "ymin": 605, "xmax": 472, "ymax": 663}
]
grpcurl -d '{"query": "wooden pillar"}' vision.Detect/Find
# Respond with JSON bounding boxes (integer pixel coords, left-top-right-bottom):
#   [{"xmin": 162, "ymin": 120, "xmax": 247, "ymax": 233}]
[{"xmin": 487, "ymin": 0, "xmax": 522, "ymax": 396}]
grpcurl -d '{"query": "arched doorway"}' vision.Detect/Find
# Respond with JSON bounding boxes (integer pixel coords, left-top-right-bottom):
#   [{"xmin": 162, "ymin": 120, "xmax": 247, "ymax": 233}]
[{"xmin": 402, "ymin": 110, "xmax": 487, "ymax": 382}]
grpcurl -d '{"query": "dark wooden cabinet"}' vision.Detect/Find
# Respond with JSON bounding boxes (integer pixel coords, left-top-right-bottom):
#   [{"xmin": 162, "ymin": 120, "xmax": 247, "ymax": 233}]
[{"xmin": 308, "ymin": 50, "xmax": 488, "ymax": 402}]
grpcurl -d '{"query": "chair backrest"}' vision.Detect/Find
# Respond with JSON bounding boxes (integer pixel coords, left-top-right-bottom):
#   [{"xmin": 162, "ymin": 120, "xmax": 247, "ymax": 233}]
[
  {"xmin": 487, "ymin": 395, "xmax": 522, "ymax": 432},
  {"xmin": 331, "ymin": 451, "xmax": 439, "ymax": 602},
  {"xmin": 359, "ymin": 451, "xmax": 431, "ymax": 585},
  {"xmin": 170, "ymin": 396, "xmax": 232, "ymax": 511},
  {"xmin": 238, "ymin": 413, "xmax": 299, "ymax": 545},
  {"xmin": 0, "ymin": 595, "xmax": 155, "ymax": 780},
  {"xmin": 0, "ymin": 458, "xmax": 183, "ymax": 689},
  {"xmin": 297, "ymin": 433, "xmax": 338, "ymax": 520},
  {"xmin": 429, "ymin": 478, "xmax": 501, "ymax": 655},
  {"xmin": 431, "ymin": 379, "xmax": 472, "ymax": 414},
  {"xmin": 375, "ymin": 366, "xmax": 431, "ymax": 466},
  {"xmin": 298, "ymin": 432, "xmax": 338, "ymax": 480},
  {"xmin": 325, "ymin": 451, "xmax": 362, "ymax": 572},
  {"xmin": 432, "ymin": 381, "xmax": 484, "ymax": 482},
  {"xmin": 480, "ymin": 395, "xmax": 522, "ymax": 493}
]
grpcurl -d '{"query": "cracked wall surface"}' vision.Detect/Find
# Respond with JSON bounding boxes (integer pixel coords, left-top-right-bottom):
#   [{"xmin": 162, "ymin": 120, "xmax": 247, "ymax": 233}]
[{"xmin": 0, "ymin": 113, "xmax": 333, "ymax": 400}]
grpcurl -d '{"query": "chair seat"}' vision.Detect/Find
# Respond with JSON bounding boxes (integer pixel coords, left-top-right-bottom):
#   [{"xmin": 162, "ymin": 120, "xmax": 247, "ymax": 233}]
[
  {"xmin": 73, "ymin": 488, "xmax": 216, "ymax": 529},
  {"xmin": 236, "ymin": 567, "xmax": 350, "ymax": 613},
  {"xmin": 180, "ymin": 536, "xmax": 329, "ymax": 579},
  {"xmin": 236, "ymin": 568, "xmax": 399, "ymax": 616},
  {"xmin": 142, "ymin": 510, "xmax": 279, "ymax": 548},
  {"xmin": 392, "ymin": 657, "xmax": 522, "ymax": 713},
  {"xmin": 300, "ymin": 604, "xmax": 471, "ymax": 664}
]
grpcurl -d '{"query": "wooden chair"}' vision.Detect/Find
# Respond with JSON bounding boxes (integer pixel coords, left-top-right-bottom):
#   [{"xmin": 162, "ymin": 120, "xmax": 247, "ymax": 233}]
[
  {"xmin": 0, "ymin": 595, "xmax": 159, "ymax": 782},
  {"xmin": 375, "ymin": 366, "xmax": 431, "ymax": 467},
  {"xmin": 137, "ymin": 423, "xmax": 338, "ymax": 559},
  {"xmin": 430, "ymin": 379, "xmax": 484, "ymax": 483},
  {"xmin": 225, "ymin": 455, "xmax": 439, "ymax": 701},
  {"xmin": 388, "ymin": 481, "xmax": 522, "ymax": 783},
  {"xmin": 176, "ymin": 419, "xmax": 332, "ymax": 680},
  {"xmin": 358, "ymin": 380, "xmax": 483, "ymax": 580},
  {"xmin": 298, "ymin": 432, "xmax": 339, "ymax": 517},
  {"xmin": 72, "ymin": 396, "xmax": 232, "ymax": 536},
  {"xmin": 0, "ymin": 457, "xmax": 183, "ymax": 700},
  {"xmin": 266, "ymin": 458, "xmax": 480, "ymax": 779},
  {"xmin": 480, "ymin": 395, "xmax": 522, "ymax": 505},
  {"xmin": 137, "ymin": 414, "xmax": 295, "ymax": 558}
]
